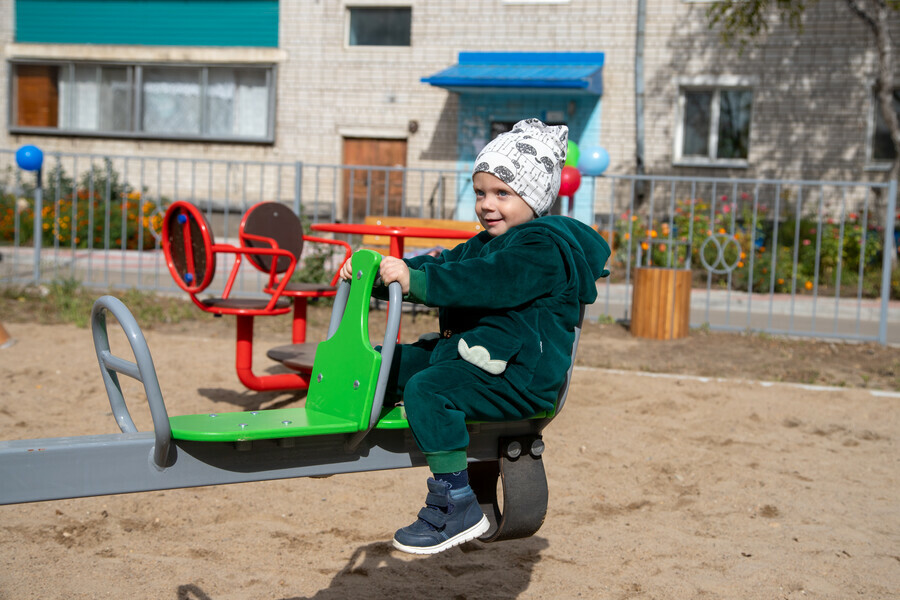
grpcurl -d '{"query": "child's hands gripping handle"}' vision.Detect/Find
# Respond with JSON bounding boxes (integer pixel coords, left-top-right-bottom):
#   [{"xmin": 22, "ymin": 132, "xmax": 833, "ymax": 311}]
[{"xmin": 340, "ymin": 255, "xmax": 410, "ymax": 294}]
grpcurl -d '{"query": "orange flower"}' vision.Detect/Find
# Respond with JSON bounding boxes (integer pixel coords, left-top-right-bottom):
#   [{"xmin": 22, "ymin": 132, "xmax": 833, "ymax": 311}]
[{"xmin": 805, "ymin": 281, "xmax": 813, "ymax": 290}]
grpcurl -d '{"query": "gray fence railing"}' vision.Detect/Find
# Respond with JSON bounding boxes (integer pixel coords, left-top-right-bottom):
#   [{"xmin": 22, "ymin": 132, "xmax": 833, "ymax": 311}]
[{"xmin": 1, "ymin": 149, "xmax": 897, "ymax": 344}]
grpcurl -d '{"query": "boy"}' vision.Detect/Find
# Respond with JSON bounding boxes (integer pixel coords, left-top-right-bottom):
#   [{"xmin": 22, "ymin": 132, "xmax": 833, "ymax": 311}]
[{"xmin": 340, "ymin": 118, "xmax": 611, "ymax": 554}]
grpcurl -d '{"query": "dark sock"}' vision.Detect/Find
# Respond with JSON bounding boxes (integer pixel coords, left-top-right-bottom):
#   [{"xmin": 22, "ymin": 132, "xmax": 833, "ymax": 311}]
[{"xmin": 433, "ymin": 469, "xmax": 469, "ymax": 490}]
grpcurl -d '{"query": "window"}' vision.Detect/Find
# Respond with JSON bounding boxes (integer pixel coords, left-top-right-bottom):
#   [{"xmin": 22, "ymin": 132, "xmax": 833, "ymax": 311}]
[
  {"xmin": 870, "ymin": 88, "xmax": 900, "ymax": 163},
  {"xmin": 348, "ymin": 7, "xmax": 411, "ymax": 46},
  {"xmin": 10, "ymin": 61, "xmax": 274, "ymax": 143},
  {"xmin": 675, "ymin": 87, "xmax": 753, "ymax": 166}
]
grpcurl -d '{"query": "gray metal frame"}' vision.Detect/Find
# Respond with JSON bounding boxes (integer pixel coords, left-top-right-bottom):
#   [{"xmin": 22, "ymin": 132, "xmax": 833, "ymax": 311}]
[{"xmin": 0, "ymin": 276, "xmax": 560, "ymax": 506}]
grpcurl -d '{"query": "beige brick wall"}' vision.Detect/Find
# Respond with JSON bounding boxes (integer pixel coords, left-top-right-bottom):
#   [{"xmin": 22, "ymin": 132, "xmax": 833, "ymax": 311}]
[
  {"xmin": 2, "ymin": 0, "xmax": 897, "ymax": 208},
  {"xmin": 638, "ymin": 0, "xmax": 899, "ymax": 184}
]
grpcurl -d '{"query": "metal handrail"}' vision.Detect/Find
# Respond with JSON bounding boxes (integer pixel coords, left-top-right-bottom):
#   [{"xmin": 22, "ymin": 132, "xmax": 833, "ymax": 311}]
[{"xmin": 91, "ymin": 295, "xmax": 171, "ymax": 470}]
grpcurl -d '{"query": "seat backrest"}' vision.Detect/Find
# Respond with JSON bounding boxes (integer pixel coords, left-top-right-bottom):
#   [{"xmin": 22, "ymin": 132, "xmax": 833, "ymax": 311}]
[
  {"xmin": 161, "ymin": 201, "xmax": 217, "ymax": 294},
  {"xmin": 538, "ymin": 304, "xmax": 585, "ymax": 431},
  {"xmin": 240, "ymin": 202, "xmax": 304, "ymax": 274},
  {"xmin": 304, "ymin": 250, "xmax": 384, "ymax": 429}
]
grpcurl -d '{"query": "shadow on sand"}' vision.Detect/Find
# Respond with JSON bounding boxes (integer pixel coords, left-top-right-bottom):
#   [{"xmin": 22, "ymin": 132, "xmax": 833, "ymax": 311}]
[{"xmin": 176, "ymin": 536, "xmax": 550, "ymax": 600}]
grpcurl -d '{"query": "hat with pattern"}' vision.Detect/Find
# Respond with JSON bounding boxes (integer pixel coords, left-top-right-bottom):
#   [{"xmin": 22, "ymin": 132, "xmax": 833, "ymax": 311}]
[{"xmin": 472, "ymin": 118, "xmax": 568, "ymax": 216}]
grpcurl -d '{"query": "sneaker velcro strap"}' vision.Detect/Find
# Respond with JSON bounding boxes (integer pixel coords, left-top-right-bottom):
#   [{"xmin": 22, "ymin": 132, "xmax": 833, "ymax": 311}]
[
  {"xmin": 425, "ymin": 491, "xmax": 450, "ymax": 509},
  {"xmin": 417, "ymin": 507, "xmax": 449, "ymax": 529}
]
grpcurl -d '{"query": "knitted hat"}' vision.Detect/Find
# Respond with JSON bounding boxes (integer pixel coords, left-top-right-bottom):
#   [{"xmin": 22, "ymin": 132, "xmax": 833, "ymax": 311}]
[{"xmin": 473, "ymin": 118, "xmax": 569, "ymax": 216}]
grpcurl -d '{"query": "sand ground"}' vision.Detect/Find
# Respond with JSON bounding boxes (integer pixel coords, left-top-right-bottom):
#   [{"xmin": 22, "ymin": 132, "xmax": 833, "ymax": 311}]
[{"xmin": 0, "ymin": 313, "xmax": 898, "ymax": 599}]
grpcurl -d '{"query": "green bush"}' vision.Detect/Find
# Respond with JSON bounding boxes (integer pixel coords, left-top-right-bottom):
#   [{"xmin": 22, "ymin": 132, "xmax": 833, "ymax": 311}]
[
  {"xmin": 612, "ymin": 198, "xmax": 899, "ymax": 299},
  {"xmin": 0, "ymin": 159, "xmax": 163, "ymax": 251}
]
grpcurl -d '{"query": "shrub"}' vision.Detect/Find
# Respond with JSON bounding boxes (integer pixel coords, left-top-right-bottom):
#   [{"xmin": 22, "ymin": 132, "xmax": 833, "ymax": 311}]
[
  {"xmin": 612, "ymin": 198, "xmax": 898, "ymax": 299},
  {"xmin": 0, "ymin": 159, "xmax": 163, "ymax": 251}
]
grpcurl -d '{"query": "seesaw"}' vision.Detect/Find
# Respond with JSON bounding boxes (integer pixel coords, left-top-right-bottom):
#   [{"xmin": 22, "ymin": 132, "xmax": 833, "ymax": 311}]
[{"xmin": 0, "ymin": 250, "xmax": 583, "ymax": 543}]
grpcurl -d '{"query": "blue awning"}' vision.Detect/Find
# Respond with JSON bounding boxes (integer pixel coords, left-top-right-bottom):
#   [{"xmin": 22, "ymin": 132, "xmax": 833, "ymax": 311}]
[{"xmin": 421, "ymin": 52, "xmax": 604, "ymax": 95}]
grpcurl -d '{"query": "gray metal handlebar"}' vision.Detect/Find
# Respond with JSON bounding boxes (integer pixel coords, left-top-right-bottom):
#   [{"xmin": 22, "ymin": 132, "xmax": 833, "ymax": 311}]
[{"xmin": 91, "ymin": 296, "xmax": 171, "ymax": 470}]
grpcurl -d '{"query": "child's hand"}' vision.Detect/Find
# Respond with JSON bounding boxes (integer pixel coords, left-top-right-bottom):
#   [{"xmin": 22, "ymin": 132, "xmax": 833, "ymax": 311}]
[
  {"xmin": 339, "ymin": 257, "xmax": 354, "ymax": 280},
  {"xmin": 379, "ymin": 256, "xmax": 410, "ymax": 294}
]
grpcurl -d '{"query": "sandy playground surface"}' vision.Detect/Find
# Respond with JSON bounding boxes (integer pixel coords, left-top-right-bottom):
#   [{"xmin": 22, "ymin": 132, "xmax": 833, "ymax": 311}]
[{"xmin": 0, "ymin": 308, "xmax": 898, "ymax": 599}]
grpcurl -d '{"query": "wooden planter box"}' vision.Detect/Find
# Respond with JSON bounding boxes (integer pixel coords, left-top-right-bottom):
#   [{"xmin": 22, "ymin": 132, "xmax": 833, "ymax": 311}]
[{"xmin": 630, "ymin": 267, "xmax": 692, "ymax": 340}]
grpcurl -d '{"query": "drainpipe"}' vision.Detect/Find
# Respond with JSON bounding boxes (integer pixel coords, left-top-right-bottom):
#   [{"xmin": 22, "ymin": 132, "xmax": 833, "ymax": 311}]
[{"xmin": 635, "ymin": 0, "xmax": 647, "ymax": 199}]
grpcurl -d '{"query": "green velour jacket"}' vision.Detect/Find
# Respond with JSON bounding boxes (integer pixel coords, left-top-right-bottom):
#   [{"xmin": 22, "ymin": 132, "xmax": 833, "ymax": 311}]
[{"xmin": 384, "ymin": 215, "xmax": 611, "ymax": 406}]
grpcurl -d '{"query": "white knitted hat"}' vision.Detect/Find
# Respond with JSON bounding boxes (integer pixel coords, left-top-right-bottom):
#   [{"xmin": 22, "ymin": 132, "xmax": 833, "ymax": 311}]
[{"xmin": 472, "ymin": 118, "xmax": 568, "ymax": 216}]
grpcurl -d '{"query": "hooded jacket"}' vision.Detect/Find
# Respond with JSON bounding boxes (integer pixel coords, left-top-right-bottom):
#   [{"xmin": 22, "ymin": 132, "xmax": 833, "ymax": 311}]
[{"xmin": 395, "ymin": 215, "xmax": 610, "ymax": 405}]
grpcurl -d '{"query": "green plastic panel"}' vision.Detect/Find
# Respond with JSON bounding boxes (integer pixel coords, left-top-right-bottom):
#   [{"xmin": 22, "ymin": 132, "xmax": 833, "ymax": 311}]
[
  {"xmin": 375, "ymin": 405, "xmax": 410, "ymax": 430},
  {"xmin": 304, "ymin": 250, "xmax": 383, "ymax": 428},
  {"xmin": 168, "ymin": 250, "xmax": 383, "ymax": 442},
  {"xmin": 15, "ymin": 0, "xmax": 279, "ymax": 47},
  {"xmin": 169, "ymin": 408, "xmax": 359, "ymax": 442}
]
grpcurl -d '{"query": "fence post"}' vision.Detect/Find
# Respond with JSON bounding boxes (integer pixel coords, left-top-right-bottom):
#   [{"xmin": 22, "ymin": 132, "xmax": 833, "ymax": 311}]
[
  {"xmin": 32, "ymin": 173, "xmax": 43, "ymax": 283},
  {"xmin": 294, "ymin": 161, "xmax": 303, "ymax": 216},
  {"xmin": 15, "ymin": 145, "xmax": 45, "ymax": 283},
  {"xmin": 878, "ymin": 178, "xmax": 897, "ymax": 345}
]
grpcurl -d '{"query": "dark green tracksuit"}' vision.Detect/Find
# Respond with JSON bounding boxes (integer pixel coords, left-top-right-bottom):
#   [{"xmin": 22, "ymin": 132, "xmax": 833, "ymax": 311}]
[{"xmin": 381, "ymin": 216, "xmax": 611, "ymax": 473}]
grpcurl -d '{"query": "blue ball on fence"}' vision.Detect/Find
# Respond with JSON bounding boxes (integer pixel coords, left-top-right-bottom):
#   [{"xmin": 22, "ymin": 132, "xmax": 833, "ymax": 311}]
[
  {"xmin": 177, "ymin": 213, "xmax": 188, "ymax": 225},
  {"xmin": 578, "ymin": 146, "xmax": 610, "ymax": 177},
  {"xmin": 184, "ymin": 273, "xmax": 194, "ymax": 284},
  {"xmin": 15, "ymin": 145, "xmax": 43, "ymax": 172}
]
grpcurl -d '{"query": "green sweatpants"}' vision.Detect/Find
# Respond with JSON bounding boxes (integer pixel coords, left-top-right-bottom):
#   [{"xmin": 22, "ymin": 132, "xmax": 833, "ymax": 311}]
[{"xmin": 386, "ymin": 340, "xmax": 554, "ymax": 470}]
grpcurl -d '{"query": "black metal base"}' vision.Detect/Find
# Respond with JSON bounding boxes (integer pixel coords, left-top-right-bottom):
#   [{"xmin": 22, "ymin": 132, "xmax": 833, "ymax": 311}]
[{"xmin": 469, "ymin": 435, "xmax": 549, "ymax": 543}]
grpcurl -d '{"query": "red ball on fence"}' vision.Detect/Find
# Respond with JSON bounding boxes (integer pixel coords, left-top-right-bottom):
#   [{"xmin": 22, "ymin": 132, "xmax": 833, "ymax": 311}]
[{"xmin": 559, "ymin": 165, "xmax": 581, "ymax": 197}]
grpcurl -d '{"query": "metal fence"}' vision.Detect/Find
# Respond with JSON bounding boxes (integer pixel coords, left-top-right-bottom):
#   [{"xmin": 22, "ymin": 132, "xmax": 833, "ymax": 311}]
[{"xmin": 1, "ymin": 149, "xmax": 897, "ymax": 343}]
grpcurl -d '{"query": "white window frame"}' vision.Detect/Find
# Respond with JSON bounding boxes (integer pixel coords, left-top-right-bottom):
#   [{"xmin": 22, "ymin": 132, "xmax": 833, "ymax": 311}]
[
  {"xmin": 864, "ymin": 86, "xmax": 899, "ymax": 172},
  {"xmin": 9, "ymin": 59, "xmax": 277, "ymax": 144},
  {"xmin": 673, "ymin": 76, "xmax": 755, "ymax": 168}
]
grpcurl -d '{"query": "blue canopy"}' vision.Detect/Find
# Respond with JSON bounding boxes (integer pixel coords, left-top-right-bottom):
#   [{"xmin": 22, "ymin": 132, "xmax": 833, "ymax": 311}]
[{"xmin": 422, "ymin": 52, "xmax": 604, "ymax": 95}]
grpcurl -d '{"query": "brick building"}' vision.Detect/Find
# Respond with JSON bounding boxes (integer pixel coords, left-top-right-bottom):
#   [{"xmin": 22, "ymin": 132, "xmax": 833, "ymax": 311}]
[{"xmin": 2, "ymin": 0, "xmax": 898, "ymax": 218}]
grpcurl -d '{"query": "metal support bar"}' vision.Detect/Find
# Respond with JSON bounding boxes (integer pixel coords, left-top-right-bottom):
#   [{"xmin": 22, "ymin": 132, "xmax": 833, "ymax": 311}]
[
  {"xmin": 0, "ymin": 421, "xmax": 541, "ymax": 506},
  {"xmin": 878, "ymin": 178, "xmax": 897, "ymax": 345}
]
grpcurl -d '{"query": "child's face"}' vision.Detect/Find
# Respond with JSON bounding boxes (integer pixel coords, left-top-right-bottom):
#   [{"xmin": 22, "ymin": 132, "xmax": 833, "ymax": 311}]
[{"xmin": 473, "ymin": 172, "xmax": 536, "ymax": 237}]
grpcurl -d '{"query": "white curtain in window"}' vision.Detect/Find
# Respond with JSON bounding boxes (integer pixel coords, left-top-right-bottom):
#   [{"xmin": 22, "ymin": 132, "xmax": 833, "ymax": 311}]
[
  {"xmin": 142, "ymin": 68, "xmax": 201, "ymax": 135},
  {"xmin": 207, "ymin": 68, "xmax": 267, "ymax": 138},
  {"xmin": 99, "ymin": 67, "xmax": 130, "ymax": 132},
  {"xmin": 59, "ymin": 65, "xmax": 100, "ymax": 130}
]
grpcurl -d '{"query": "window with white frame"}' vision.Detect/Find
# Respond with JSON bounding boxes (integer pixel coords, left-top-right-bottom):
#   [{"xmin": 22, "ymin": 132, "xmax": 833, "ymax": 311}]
[
  {"xmin": 10, "ymin": 61, "xmax": 275, "ymax": 143},
  {"xmin": 869, "ymin": 88, "xmax": 900, "ymax": 163},
  {"xmin": 675, "ymin": 86, "xmax": 753, "ymax": 165},
  {"xmin": 347, "ymin": 6, "xmax": 412, "ymax": 46}
]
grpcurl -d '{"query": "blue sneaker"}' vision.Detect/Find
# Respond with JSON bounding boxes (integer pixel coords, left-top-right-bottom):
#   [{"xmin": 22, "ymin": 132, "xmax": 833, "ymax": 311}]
[{"xmin": 392, "ymin": 478, "xmax": 490, "ymax": 555}]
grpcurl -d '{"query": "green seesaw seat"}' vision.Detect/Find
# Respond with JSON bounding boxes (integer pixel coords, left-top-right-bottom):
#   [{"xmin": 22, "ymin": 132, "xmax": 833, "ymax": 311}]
[{"xmin": 169, "ymin": 249, "xmax": 404, "ymax": 443}]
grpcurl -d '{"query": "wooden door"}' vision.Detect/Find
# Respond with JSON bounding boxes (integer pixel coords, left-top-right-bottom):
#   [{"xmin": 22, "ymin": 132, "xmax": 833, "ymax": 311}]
[
  {"xmin": 342, "ymin": 138, "xmax": 407, "ymax": 222},
  {"xmin": 16, "ymin": 65, "xmax": 60, "ymax": 127}
]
